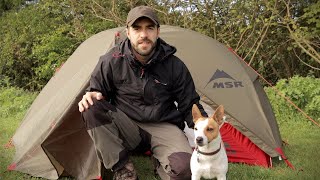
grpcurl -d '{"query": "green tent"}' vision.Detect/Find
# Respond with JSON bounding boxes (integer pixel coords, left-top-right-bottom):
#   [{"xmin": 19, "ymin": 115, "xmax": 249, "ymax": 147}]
[{"xmin": 10, "ymin": 26, "xmax": 290, "ymax": 179}]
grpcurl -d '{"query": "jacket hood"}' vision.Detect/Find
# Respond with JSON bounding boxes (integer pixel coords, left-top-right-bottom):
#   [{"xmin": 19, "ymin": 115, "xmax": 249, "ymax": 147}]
[{"xmin": 120, "ymin": 37, "xmax": 177, "ymax": 66}]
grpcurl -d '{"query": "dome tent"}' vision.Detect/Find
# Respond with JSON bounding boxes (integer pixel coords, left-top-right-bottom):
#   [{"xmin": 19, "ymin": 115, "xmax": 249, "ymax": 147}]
[{"xmin": 10, "ymin": 26, "xmax": 290, "ymax": 179}]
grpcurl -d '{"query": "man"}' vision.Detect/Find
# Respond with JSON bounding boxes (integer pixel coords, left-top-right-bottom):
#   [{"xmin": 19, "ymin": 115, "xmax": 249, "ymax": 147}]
[{"xmin": 78, "ymin": 6, "xmax": 207, "ymax": 180}]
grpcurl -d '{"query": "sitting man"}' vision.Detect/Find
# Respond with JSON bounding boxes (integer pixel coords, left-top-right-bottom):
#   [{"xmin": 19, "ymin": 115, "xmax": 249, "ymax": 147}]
[{"xmin": 78, "ymin": 5, "xmax": 207, "ymax": 180}]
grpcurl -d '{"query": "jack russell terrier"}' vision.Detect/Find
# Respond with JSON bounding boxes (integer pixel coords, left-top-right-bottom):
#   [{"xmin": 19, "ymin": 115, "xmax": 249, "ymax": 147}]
[{"xmin": 190, "ymin": 104, "xmax": 228, "ymax": 180}]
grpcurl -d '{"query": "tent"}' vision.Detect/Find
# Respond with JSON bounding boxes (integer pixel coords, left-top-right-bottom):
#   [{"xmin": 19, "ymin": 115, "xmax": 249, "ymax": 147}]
[{"xmin": 9, "ymin": 25, "xmax": 291, "ymax": 179}]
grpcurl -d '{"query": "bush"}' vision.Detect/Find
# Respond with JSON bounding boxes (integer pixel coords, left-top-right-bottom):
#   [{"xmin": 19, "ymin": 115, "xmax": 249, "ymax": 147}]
[
  {"xmin": 265, "ymin": 76, "xmax": 320, "ymax": 125},
  {"xmin": 0, "ymin": 87, "xmax": 38, "ymax": 119},
  {"xmin": 0, "ymin": 1, "xmax": 116, "ymax": 91}
]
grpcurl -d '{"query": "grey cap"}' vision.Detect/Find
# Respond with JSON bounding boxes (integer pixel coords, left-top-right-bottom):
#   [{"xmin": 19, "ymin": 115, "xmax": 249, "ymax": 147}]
[{"xmin": 126, "ymin": 6, "xmax": 159, "ymax": 27}]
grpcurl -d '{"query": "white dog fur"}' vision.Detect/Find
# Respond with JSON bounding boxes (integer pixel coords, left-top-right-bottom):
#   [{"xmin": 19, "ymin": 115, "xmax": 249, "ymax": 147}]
[{"xmin": 190, "ymin": 104, "xmax": 228, "ymax": 180}]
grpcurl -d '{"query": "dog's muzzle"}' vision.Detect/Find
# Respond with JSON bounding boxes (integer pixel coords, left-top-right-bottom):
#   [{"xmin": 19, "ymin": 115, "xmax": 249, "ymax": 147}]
[{"xmin": 196, "ymin": 137, "xmax": 204, "ymax": 146}]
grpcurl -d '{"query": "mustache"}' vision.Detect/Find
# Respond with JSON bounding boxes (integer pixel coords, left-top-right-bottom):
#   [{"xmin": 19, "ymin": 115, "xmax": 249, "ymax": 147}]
[{"xmin": 138, "ymin": 38, "xmax": 152, "ymax": 44}]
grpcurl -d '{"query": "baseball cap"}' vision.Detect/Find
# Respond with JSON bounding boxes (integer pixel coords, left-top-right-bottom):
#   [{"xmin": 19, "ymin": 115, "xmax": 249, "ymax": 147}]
[{"xmin": 126, "ymin": 6, "xmax": 159, "ymax": 27}]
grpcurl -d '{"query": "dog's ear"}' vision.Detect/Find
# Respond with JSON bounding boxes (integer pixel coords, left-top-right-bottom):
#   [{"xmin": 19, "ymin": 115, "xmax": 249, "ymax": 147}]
[
  {"xmin": 213, "ymin": 105, "xmax": 225, "ymax": 125},
  {"xmin": 192, "ymin": 104, "xmax": 203, "ymax": 123}
]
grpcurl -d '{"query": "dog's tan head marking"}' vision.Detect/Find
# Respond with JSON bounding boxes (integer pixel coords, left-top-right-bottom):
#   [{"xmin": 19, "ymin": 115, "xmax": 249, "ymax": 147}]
[{"xmin": 203, "ymin": 117, "xmax": 219, "ymax": 142}]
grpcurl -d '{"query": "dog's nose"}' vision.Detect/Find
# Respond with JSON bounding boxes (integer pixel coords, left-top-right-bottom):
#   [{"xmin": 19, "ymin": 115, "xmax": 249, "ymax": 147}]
[{"xmin": 196, "ymin": 137, "xmax": 203, "ymax": 144}]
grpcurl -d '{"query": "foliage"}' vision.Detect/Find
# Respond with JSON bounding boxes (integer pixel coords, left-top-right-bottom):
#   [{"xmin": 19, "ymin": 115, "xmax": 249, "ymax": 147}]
[
  {"xmin": 0, "ymin": 0, "xmax": 115, "ymax": 91},
  {"xmin": 265, "ymin": 76, "xmax": 320, "ymax": 125},
  {"xmin": 0, "ymin": 75, "xmax": 10, "ymax": 87},
  {"xmin": 0, "ymin": 0, "xmax": 24, "ymax": 15},
  {"xmin": 270, "ymin": 0, "xmax": 320, "ymax": 79},
  {"xmin": 0, "ymin": 86, "xmax": 37, "ymax": 119},
  {"xmin": 148, "ymin": 0, "xmax": 320, "ymax": 82},
  {"xmin": 0, "ymin": 4, "xmax": 70, "ymax": 90},
  {"xmin": 0, "ymin": 7, "xmax": 38, "ymax": 89},
  {"xmin": 0, "ymin": 0, "xmax": 319, "ymax": 91},
  {"xmin": 79, "ymin": 0, "xmax": 320, "ymax": 83}
]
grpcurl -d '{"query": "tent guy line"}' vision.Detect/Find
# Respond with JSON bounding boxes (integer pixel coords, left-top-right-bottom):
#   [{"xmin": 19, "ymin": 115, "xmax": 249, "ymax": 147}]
[{"xmin": 228, "ymin": 48, "xmax": 319, "ymax": 128}]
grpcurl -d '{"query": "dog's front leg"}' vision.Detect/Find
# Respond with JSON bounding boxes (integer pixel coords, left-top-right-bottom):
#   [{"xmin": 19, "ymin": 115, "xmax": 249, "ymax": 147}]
[
  {"xmin": 191, "ymin": 174, "xmax": 201, "ymax": 180},
  {"xmin": 216, "ymin": 174, "xmax": 227, "ymax": 180}
]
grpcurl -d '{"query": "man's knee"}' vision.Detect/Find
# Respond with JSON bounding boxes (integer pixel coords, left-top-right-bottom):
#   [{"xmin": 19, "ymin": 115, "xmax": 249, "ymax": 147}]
[
  {"xmin": 81, "ymin": 99, "xmax": 116, "ymax": 129},
  {"xmin": 168, "ymin": 152, "xmax": 192, "ymax": 180}
]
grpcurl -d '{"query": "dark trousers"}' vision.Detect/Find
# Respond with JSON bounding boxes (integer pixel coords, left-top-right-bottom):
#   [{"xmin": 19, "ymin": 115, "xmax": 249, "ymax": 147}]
[{"xmin": 82, "ymin": 99, "xmax": 192, "ymax": 180}]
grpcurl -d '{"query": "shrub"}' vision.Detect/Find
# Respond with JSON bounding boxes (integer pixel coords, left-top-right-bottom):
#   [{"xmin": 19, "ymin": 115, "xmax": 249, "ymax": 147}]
[
  {"xmin": 265, "ymin": 76, "xmax": 320, "ymax": 125},
  {"xmin": 0, "ymin": 1, "xmax": 116, "ymax": 91},
  {"xmin": 0, "ymin": 87, "xmax": 37, "ymax": 119}
]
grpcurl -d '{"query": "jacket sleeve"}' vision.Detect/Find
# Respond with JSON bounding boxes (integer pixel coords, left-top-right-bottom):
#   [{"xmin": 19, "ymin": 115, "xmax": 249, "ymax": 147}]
[
  {"xmin": 86, "ymin": 54, "xmax": 114, "ymax": 101},
  {"xmin": 172, "ymin": 59, "xmax": 207, "ymax": 128}
]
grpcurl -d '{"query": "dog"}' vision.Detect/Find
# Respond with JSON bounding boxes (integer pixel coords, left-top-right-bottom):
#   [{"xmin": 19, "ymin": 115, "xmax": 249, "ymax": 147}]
[{"xmin": 190, "ymin": 104, "xmax": 228, "ymax": 180}]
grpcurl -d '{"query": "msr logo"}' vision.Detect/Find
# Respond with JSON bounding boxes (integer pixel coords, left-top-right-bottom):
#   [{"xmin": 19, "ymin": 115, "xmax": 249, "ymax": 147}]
[{"xmin": 205, "ymin": 69, "xmax": 244, "ymax": 88}]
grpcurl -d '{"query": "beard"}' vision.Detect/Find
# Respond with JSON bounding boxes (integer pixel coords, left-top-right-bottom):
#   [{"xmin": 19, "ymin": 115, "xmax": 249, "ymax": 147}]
[{"xmin": 131, "ymin": 38, "xmax": 157, "ymax": 56}]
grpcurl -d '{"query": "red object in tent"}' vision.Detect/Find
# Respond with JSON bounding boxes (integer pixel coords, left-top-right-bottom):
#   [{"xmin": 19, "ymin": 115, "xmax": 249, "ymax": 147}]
[{"xmin": 220, "ymin": 123, "xmax": 271, "ymax": 167}]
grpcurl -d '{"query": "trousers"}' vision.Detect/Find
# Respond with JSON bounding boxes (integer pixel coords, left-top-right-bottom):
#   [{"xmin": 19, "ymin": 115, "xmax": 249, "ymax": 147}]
[{"xmin": 82, "ymin": 99, "xmax": 192, "ymax": 180}]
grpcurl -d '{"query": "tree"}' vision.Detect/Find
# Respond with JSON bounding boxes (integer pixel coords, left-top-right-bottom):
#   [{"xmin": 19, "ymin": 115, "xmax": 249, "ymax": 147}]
[
  {"xmin": 1, "ymin": 0, "xmax": 319, "ymax": 90},
  {"xmin": 0, "ymin": 0, "xmax": 115, "ymax": 90},
  {"xmin": 0, "ymin": 0, "xmax": 24, "ymax": 15}
]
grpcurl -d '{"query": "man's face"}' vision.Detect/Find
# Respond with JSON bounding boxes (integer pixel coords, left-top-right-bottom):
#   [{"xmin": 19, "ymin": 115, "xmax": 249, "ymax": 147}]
[{"xmin": 126, "ymin": 17, "xmax": 159, "ymax": 57}]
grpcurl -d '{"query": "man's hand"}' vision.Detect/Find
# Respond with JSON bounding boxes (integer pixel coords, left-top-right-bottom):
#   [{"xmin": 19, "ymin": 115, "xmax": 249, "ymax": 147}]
[{"xmin": 78, "ymin": 91, "xmax": 105, "ymax": 112}]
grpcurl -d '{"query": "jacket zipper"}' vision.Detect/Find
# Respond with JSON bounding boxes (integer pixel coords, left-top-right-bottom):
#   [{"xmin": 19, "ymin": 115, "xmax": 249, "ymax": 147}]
[{"xmin": 140, "ymin": 68, "xmax": 145, "ymax": 78}]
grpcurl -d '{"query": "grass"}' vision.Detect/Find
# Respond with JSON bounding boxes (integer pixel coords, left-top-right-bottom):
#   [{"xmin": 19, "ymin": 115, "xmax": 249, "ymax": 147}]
[
  {"xmin": 1, "ymin": 87, "xmax": 320, "ymax": 180},
  {"xmin": 0, "ymin": 87, "xmax": 38, "ymax": 179}
]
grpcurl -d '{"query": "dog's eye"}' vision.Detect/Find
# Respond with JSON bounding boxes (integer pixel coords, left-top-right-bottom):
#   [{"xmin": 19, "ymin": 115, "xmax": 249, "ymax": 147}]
[
  {"xmin": 194, "ymin": 127, "xmax": 198, "ymax": 131},
  {"xmin": 207, "ymin": 127, "xmax": 214, "ymax": 131}
]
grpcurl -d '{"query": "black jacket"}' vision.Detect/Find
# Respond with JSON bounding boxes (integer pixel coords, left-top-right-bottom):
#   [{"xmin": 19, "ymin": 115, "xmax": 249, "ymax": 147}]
[{"xmin": 88, "ymin": 37, "xmax": 207, "ymax": 129}]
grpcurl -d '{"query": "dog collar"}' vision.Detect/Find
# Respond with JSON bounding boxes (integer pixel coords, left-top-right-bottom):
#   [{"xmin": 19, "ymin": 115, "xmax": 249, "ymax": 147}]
[{"xmin": 196, "ymin": 143, "xmax": 221, "ymax": 156}]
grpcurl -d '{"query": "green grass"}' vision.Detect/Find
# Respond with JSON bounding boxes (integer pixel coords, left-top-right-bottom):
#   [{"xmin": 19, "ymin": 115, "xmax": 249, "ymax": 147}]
[
  {"xmin": 1, "ymin": 87, "xmax": 320, "ymax": 180},
  {"xmin": 0, "ymin": 87, "xmax": 38, "ymax": 179}
]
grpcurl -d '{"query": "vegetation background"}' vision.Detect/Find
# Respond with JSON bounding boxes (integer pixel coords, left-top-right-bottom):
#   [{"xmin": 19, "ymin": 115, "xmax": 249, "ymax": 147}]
[
  {"xmin": 0, "ymin": 0, "xmax": 319, "ymax": 179},
  {"xmin": 0, "ymin": 0, "xmax": 319, "ymax": 90}
]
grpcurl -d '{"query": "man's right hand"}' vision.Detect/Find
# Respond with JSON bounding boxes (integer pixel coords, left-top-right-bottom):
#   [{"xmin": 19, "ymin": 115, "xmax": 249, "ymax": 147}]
[{"xmin": 78, "ymin": 91, "xmax": 105, "ymax": 112}]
